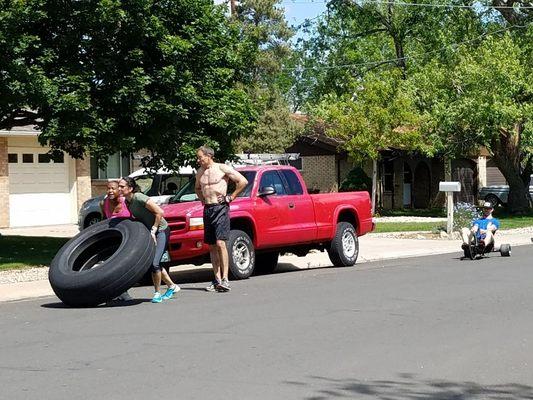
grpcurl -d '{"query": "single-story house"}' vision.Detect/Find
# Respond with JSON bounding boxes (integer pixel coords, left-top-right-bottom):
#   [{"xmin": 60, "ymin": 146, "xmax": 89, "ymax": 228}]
[
  {"xmin": 0, "ymin": 125, "xmax": 144, "ymax": 228},
  {"xmin": 286, "ymin": 133, "xmax": 507, "ymax": 210}
]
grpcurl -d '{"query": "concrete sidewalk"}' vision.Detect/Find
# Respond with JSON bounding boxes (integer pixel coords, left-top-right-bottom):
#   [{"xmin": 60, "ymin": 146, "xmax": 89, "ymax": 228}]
[{"xmin": 1, "ymin": 224, "xmax": 531, "ymax": 303}]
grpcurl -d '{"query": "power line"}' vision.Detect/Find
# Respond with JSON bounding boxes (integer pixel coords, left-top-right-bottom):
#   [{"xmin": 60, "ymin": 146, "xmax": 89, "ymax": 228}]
[
  {"xmin": 281, "ymin": 0, "xmax": 533, "ymax": 10},
  {"xmin": 282, "ymin": 23, "xmax": 529, "ymax": 71}
]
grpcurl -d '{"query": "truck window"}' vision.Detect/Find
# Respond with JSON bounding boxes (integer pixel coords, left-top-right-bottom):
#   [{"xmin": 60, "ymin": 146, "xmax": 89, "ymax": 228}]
[
  {"xmin": 259, "ymin": 171, "xmax": 287, "ymax": 196},
  {"xmin": 227, "ymin": 171, "xmax": 256, "ymax": 197},
  {"xmin": 169, "ymin": 171, "xmax": 256, "ymax": 203},
  {"xmin": 280, "ymin": 170, "xmax": 304, "ymax": 195}
]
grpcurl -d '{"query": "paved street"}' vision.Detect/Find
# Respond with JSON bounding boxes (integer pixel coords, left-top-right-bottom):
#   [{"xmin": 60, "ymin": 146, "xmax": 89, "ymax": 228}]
[{"xmin": 1, "ymin": 246, "xmax": 532, "ymax": 400}]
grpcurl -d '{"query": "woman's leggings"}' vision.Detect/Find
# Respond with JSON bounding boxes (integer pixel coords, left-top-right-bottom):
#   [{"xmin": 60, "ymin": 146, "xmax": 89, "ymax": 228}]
[{"xmin": 151, "ymin": 227, "xmax": 170, "ymax": 272}]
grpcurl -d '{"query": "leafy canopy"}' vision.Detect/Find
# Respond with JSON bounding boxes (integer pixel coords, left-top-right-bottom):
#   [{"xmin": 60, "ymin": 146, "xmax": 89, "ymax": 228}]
[{"xmin": 1, "ymin": 0, "xmax": 258, "ymax": 169}]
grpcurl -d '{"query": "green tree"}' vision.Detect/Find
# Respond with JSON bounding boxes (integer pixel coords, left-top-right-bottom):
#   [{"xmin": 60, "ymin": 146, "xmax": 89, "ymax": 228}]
[
  {"xmin": 0, "ymin": 0, "xmax": 258, "ymax": 170},
  {"xmin": 233, "ymin": 0, "xmax": 303, "ymax": 153},
  {"xmin": 412, "ymin": 31, "xmax": 533, "ymax": 212}
]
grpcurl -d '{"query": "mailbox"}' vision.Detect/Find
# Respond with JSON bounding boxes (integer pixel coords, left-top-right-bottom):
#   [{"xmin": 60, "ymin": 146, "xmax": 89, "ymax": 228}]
[{"xmin": 439, "ymin": 181, "xmax": 461, "ymax": 192}]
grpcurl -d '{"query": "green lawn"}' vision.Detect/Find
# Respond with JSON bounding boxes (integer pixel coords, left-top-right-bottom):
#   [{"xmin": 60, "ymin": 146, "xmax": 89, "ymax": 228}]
[
  {"xmin": 0, "ymin": 236, "xmax": 69, "ymax": 271},
  {"xmin": 374, "ymin": 214, "xmax": 533, "ymax": 233},
  {"xmin": 374, "ymin": 222, "xmax": 441, "ymax": 233}
]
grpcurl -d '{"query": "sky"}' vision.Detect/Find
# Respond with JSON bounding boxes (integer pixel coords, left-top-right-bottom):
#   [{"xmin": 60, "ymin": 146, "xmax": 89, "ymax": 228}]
[
  {"xmin": 214, "ymin": 0, "xmax": 327, "ymax": 31},
  {"xmin": 281, "ymin": 0, "xmax": 327, "ymax": 28}
]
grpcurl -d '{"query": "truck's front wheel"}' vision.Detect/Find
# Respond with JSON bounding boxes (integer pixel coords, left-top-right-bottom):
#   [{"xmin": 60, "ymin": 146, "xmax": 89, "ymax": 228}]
[
  {"xmin": 227, "ymin": 230, "xmax": 255, "ymax": 279},
  {"xmin": 328, "ymin": 222, "xmax": 358, "ymax": 267}
]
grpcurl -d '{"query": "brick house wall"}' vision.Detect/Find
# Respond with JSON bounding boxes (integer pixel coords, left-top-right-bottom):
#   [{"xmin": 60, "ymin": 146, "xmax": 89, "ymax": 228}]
[{"xmin": 301, "ymin": 155, "xmax": 337, "ymax": 193}]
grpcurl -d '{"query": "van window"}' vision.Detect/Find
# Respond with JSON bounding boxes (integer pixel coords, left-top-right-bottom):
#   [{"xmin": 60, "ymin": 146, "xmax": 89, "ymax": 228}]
[{"xmin": 134, "ymin": 175, "xmax": 154, "ymax": 194}]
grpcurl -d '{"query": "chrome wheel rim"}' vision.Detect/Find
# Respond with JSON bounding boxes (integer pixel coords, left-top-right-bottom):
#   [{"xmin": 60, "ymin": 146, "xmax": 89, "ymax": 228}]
[{"xmin": 233, "ymin": 240, "xmax": 251, "ymax": 271}]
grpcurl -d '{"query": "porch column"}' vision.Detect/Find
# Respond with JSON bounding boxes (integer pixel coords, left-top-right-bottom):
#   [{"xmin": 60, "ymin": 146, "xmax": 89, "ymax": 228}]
[
  {"xmin": 0, "ymin": 138, "xmax": 9, "ymax": 227},
  {"xmin": 75, "ymin": 157, "xmax": 92, "ymax": 212},
  {"xmin": 477, "ymin": 156, "xmax": 487, "ymax": 188}
]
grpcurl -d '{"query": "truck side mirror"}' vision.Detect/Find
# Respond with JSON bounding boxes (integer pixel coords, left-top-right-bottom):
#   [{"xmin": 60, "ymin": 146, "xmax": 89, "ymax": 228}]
[{"xmin": 258, "ymin": 186, "xmax": 276, "ymax": 197}]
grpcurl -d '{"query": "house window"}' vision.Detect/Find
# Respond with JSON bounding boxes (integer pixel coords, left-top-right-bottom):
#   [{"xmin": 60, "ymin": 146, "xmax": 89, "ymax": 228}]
[
  {"xmin": 52, "ymin": 153, "xmax": 64, "ymax": 163},
  {"xmin": 38, "ymin": 154, "xmax": 52, "ymax": 163},
  {"xmin": 8, "ymin": 154, "xmax": 18, "ymax": 163},
  {"xmin": 22, "ymin": 154, "xmax": 34, "ymax": 163},
  {"xmin": 90, "ymin": 153, "xmax": 131, "ymax": 179},
  {"xmin": 383, "ymin": 159, "xmax": 394, "ymax": 192}
]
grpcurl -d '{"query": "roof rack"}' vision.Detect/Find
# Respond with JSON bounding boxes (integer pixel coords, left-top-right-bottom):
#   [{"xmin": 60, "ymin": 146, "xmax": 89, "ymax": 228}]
[{"xmin": 235, "ymin": 153, "xmax": 300, "ymax": 166}]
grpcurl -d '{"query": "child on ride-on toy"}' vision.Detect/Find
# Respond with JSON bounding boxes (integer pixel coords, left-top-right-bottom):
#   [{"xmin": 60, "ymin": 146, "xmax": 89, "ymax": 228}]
[{"xmin": 461, "ymin": 201, "xmax": 500, "ymax": 253}]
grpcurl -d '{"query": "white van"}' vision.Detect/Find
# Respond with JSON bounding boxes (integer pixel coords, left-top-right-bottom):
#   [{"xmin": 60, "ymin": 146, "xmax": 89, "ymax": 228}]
[{"xmin": 78, "ymin": 166, "xmax": 195, "ymax": 229}]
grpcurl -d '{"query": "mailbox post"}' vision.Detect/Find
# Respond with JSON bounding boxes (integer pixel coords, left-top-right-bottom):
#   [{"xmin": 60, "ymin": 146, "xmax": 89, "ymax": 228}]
[{"xmin": 439, "ymin": 181, "xmax": 461, "ymax": 237}]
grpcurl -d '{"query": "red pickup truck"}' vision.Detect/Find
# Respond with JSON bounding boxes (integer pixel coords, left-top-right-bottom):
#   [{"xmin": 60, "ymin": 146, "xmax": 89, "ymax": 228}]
[{"xmin": 162, "ymin": 165, "xmax": 374, "ymax": 279}]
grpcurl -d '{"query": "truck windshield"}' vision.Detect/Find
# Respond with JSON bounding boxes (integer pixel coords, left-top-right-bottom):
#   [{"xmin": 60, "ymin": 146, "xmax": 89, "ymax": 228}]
[{"xmin": 169, "ymin": 171, "xmax": 256, "ymax": 204}]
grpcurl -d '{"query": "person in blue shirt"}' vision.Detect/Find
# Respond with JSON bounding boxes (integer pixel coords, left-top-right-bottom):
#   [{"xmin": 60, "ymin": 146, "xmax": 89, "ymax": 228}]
[{"xmin": 461, "ymin": 202, "xmax": 501, "ymax": 249}]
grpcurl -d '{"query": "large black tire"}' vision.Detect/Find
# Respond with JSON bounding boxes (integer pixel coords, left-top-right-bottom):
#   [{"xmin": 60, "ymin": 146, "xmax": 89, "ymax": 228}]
[
  {"xmin": 227, "ymin": 230, "xmax": 255, "ymax": 279},
  {"xmin": 49, "ymin": 219, "xmax": 155, "ymax": 307},
  {"xmin": 254, "ymin": 252, "xmax": 279, "ymax": 275},
  {"xmin": 328, "ymin": 222, "xmax": 359, "ymax": 267}
]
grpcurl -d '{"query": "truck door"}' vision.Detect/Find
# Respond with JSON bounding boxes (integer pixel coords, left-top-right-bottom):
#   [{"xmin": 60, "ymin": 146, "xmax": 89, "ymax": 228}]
[
  {"xmin": 280, "ymin": 169, "xmax": 317, "ymax": 243},
  {"xmin": 253, "ymin": 170, "xmax": 291, "ymax": 247}
]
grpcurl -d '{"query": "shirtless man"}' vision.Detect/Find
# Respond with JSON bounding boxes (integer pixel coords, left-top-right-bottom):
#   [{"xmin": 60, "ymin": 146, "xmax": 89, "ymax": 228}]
[{"xmin": 195, "ymin": 146, "xmax": 248, "ymax": 292}]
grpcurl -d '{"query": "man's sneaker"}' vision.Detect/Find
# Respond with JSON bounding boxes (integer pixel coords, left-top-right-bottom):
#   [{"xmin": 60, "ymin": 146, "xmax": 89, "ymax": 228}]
[
  {"xmin": 217, "ymin": 278, "xmax": 231, "ymax": 292},
  {"xmin": 151, "ymin": 292, "xmax": 163, "ymax": 303},
  {"xmin": 205, "ymin": 280, "xmax": 220, "ymax": 292},
  {"xmin": 162, "ymin": 285, "xmax": 180, "ymax": 300}
]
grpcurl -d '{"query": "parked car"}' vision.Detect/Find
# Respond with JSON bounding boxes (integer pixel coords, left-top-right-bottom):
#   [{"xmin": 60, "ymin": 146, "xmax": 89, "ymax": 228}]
[
  {"xmin": 162, "ymin": 165, "xmax": 374, "ymax": 279},
  {"xmin": 78, "ymin": 166, "xmax": 195, "ymax": 229},
  {"xmin": 479, "ymin": 174, "xmax": 533, "ymax": 207}
]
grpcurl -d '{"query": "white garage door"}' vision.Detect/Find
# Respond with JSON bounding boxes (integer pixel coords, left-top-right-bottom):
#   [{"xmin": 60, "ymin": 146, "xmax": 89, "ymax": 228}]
[{"xmin": 8, "ymin": 148, "xmax": 73, "ymax": 227}]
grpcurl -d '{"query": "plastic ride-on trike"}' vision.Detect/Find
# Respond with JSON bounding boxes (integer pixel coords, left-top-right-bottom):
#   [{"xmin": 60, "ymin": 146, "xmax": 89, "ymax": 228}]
[{"xmin": 462, "ymin": 235, "xmax": 511, "ymax": 260}]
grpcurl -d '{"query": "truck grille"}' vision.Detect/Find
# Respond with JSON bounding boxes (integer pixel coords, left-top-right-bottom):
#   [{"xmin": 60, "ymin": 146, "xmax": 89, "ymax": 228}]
[{"xmin": 167, "ymin": 217, "xmax": 186, "ymax": 233}]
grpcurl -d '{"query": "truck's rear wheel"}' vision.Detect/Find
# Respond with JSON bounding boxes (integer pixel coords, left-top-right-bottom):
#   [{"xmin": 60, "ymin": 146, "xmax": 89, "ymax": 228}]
[
  {"xmin": 254, "ymin": 252, "xmax": 279, "ymax": 275},
  {"xmin": 227, "ymin": 230, "xmax": 255, "ymax": 279},
  {"xmin": 328, "ymin": 222, "xmax": 358, "ymax": 267}
]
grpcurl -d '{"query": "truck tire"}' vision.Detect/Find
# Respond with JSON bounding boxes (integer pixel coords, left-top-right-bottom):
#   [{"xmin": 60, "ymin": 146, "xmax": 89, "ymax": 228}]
[
  {"xmin": 49, "ymin": 219, "xmax": 155, "ymax": 307},
  {"xmin": 484, "ymin": 194, "xmax": 500, "ymax": 208},
  {"xmin": 254, "ymin": 252, "xmax": 279, "ymax": 275},
  {"xmin": 328, "ymin": 222, "xmax": 359, "ymax": 267},
  {"xmin": 227, "ymin": 229, "xmax": 255, "ymax": 279}
]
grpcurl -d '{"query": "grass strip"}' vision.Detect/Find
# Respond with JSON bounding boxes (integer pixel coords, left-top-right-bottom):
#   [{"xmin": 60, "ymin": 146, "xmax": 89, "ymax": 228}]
[
  {"xmin": 0, "ymin": 236, "xmax": 69, "ymax": 271},
  {"xmin": 374, "ymin": 216, "xmax": 533, "ymax": 234}
]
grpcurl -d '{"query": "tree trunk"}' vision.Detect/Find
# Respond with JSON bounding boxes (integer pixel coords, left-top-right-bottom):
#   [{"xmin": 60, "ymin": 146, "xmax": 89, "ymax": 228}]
[{"xmin": 491, "ymin": 126, "xmax": 531, "ymax": 214}]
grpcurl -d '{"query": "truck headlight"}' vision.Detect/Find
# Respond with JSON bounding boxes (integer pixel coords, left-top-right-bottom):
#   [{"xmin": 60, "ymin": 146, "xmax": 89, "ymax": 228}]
[{"xmin": 189, "ymin": 217, "xmax": 204, "ymax": 231}]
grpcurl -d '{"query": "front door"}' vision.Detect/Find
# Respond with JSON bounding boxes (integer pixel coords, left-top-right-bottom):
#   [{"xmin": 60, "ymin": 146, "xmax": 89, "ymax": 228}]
[{"xmin": 253, "ymin": 170, "xmax": 291, "ymax": 247}]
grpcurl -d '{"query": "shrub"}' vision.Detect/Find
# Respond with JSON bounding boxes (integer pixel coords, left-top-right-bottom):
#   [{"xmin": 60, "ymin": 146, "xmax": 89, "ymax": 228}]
[
  {"xmin": 340, "ymin": 167, "xmax": 372, "ymax": 193},
  {"xmin": 453, "ymin": 202, "xmax": 480, "ymax": 232}
]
